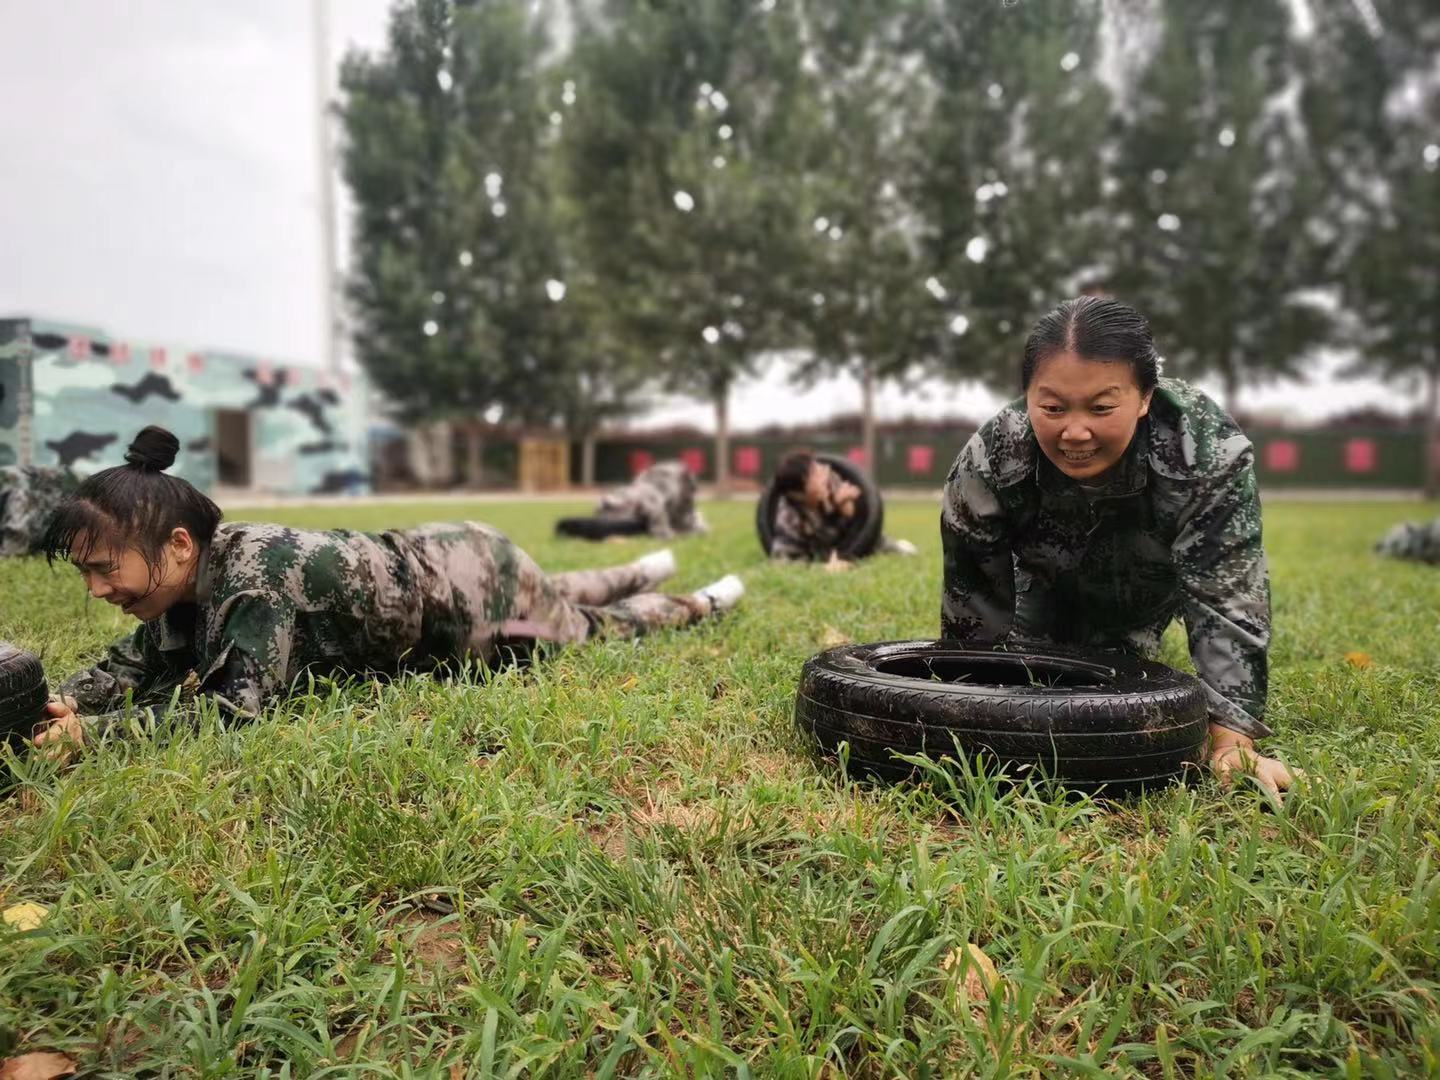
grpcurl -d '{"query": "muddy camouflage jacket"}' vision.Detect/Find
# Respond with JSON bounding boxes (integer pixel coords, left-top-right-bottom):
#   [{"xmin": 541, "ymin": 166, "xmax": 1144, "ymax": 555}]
[
  {"xmin": 0, "ymin": 465, "xmax": 79, "ymax": 557},
  {"xmin": 941, "ymin": 378, "xmax": 1272, "ymax": 739},
  {"xmin": 61, "ymin": 520, "xmax": 525, "ymax": 722},
  {"xmin": 596, "ymin": 462, "xmax": 705, "ymax": 538}
]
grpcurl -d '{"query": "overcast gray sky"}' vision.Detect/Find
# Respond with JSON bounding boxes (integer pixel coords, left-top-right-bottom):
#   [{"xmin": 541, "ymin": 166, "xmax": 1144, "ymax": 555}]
[{"xmin": 0, "ymin": 1, "xmax": 1407, "ymax": 431}]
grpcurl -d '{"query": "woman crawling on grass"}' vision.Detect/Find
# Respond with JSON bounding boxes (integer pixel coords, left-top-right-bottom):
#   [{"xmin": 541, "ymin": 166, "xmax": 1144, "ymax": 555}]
[
  {"xmin": 942, "ymin": 296, "xmax": 1299, "ymax": 798},
  {"xmin": 35, "ymin": 426, "xmax": 744, "ymax": 754}
]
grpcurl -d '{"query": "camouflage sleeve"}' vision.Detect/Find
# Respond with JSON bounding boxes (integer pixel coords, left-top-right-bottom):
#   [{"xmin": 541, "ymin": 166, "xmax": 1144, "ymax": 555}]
[
  {"xmin": 195, "ymin": 592, "xmax": 298, "ymax": 719},
  {"xmin": 59, "ymin": 624, "xmax": 171, "ymax": 714},
  {"xmin": 940, "ymin": 434, "xmax": 1015, "ymax": 641},
  {"xmin": 1173, "ymin": 440, "xmax": 1273, "ymax": 740},
  {"xmin": 768, "ymin": 498, "xmax": 811, "ymax": 561}
]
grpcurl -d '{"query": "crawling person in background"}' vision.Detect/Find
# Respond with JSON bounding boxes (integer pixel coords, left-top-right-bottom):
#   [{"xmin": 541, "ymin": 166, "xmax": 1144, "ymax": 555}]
[
  {"xmin": 942, "ymin": 296, "xmax": 1301, "ymax": 800},
  {"xmin": 766, "ymin": 452, "xmax": 918, "ymax": 568},
  {"xmin": 0, "ymin": 464, "xmax": 80, "ymax": 557},
  {"xmin": 34, "ymin": 427, "xmax": 744, "ymax": 755},
  {"xmin": 557, "ymin": 461, "xmax": 707, "ymax": 541},
  {"xmin": 1375, "ymin": 519, "xmax": 1440, "ymax": 564}
]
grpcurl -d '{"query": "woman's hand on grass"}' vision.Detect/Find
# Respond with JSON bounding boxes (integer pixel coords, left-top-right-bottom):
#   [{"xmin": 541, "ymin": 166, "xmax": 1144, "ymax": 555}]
[
  {"xmin": 34, "ymin": 697, "xmax": 86, "ymax": 761},
  {"xmin": 1207, "ymin": 724, "xmax": 1301, "ymax": 800}
]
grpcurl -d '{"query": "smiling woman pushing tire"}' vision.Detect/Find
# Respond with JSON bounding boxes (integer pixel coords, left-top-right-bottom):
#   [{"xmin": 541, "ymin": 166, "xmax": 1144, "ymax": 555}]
[{"xmin": 795, "ymin": 640, "xmax": 1208, "ymax": 794}]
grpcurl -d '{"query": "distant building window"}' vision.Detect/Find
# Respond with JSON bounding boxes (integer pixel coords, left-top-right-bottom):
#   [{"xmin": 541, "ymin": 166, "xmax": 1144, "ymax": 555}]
[
  {"xmin": 629, "ymin": 449, "xmax": 655, "ymax": 477},
  {"xmin": 1344, "ymin": 437, "xmax": 1377, "ymax": 474},
  {"xmin": 734, "ymin": 446, "xmax": 761, "ymax": 477},
  {"xmin": 1264, "ymin": 440, "xmax": 1299, "ymax": 472},
  {"xmin": 680, "ymin": 447, "xmax": 706, "ymax": 476},
  {"xmin": 907, "ymin": 445, "xmax": 935, "ymax": 475}
]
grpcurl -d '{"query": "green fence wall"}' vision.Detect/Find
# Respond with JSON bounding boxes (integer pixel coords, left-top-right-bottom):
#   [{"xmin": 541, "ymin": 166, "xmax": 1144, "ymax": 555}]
[{"xmin": 577, "ymin": 427, "xmax": 1428, "ymax": 490}]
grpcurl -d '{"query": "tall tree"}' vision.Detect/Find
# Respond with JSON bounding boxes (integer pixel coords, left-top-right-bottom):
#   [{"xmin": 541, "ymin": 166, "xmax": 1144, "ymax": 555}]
[
  {"xmin": 1304, "ymin": 0, "xmax": 1440, "ymax": 493},
  {"xmin": 1106, "ymin": 0, "xmax": 1332, "ymax": 413},
  {"xmin": 914, "ymin": 0, "xmax": 1114, "ymax": 399},
  {"xmin": 784, "ymin": 0, "xmax": 947, "ymax": 470},
  {"xmin": 563, "ymin": 0, "xmax": 810, "ymax": 492},
  {"xmin": 342, "ymin": 0, "xmax": 633, "ymax": 485}
]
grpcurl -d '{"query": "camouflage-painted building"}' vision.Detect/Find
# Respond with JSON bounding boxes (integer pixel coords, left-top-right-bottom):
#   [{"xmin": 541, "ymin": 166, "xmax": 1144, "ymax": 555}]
[{"xmin": 0, "ymin": 316, "xmax": 369, "ymax": 495}]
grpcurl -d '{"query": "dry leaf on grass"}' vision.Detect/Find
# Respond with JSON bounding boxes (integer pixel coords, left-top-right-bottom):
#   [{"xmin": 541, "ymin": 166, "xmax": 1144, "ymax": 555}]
[
  {"xmin": 942, "ymin": 942, "xmax": 1003, "ymax": 1001},
  {"xmin": 0, "ymin": 1053, "xmax": 78, "ymax": 1080},
  {"xmin": 1344, "ymin": 651, "xmax": 1373, "ymax": 669},
  {"xmin": 2, "ymin": 902, "xmax": 49, "ymax": 932},
  {"xmin": 618, "ymin": 674, "xmax": 639, "ymax": 692},
  {"xmin": 821, "ymin": 625, "xmax": 850, "ymax": 649}
]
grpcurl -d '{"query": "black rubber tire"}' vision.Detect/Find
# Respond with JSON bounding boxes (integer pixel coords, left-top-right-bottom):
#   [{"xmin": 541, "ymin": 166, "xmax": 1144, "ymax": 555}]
[
  {"xmin": 0, "ymin": 642, "xmax": 49, "ymax": 751},
  {"xmin": 795, "ymin": 640, "xmax": 1209, "ymax": 795},
  {"xmin": 555, "ymin": 516, "xmax": 651, "ymax": 541},
  {"xmin": 756, "ymin": 453, "xmax": 884, "ymax": 560}
]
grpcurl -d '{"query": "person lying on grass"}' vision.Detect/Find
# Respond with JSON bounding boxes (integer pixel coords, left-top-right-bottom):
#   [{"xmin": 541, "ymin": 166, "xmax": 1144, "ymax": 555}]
[
  {"xmin": 941, "ymin": 296, "xmax": 1300, "ymax": 799},
  {"xmin": 34, "ymin": 426, "xmax": 744, "ymax": 756},
  {"xmin": 766, "ymin": 452, "xmax": 919, "ymax": 569}
]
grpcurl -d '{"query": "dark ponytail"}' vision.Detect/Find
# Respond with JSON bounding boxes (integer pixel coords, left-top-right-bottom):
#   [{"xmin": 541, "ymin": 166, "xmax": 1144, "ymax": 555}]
[{"xmin": 42, "ymin": 426, "xmax": 222, "ymax": 573}]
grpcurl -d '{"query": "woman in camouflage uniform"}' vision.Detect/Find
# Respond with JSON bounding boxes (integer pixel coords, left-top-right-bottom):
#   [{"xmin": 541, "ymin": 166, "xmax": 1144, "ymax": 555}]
[
  {"xmin": 35, "ymin": 427, "xmax": 743, "ymax": 753},
  {"xmin": 766, "ymin": 453, "xmax": 918, "ymax": 566},
  {"xmin": 942, "ymin": 297, "xmax": 1299, "ymax": 798}
]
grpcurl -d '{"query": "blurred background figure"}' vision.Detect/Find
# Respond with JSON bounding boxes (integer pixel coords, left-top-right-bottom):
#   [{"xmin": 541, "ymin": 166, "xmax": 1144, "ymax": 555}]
[
  {"xmin": 0, "ymin": 465, "xmax": 79, "ymax": 557},
  {"xmin": 557, "ymin": 460, "xmax": 707, "ymax": 540}
]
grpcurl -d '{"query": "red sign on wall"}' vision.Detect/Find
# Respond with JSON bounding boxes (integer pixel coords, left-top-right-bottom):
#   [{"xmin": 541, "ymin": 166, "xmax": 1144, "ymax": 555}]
[
  {"xmin": 733, "ymin": 446, "xmax": 761, "ymax": 477},
  {"xmin": 628, "ymin": 449, "xmax": 655, "ymax": 477},
  {"xmin": 1263, "ymin": 440, "xmax": 1299, "ymax": 472},
  {"xmin": 112, "ymin": 342, "xmax": 131, "ymax": 365},
  {"xmin": 68, "ymin": 336, "xmax": 92, "ymax": 359},
  {"xmin": 907, "ymin": 445, "xmax": 935, "ymax": 475},
  {"xmin": 1343, "ymin": 438, "xmax": 1377, "ymax": 474},
  {"xmin": 187, "ymin": 352, "xmax": 205, "ymax": 374},
  {"xmin": 680, "ymin": 447, "xmax": 706, "ymax": 476},
  {"xmin": 149, "ymin": 347, "xmax": 167, "ymax": 371},
  {"xmin": 847, "ymin": 447, "xmax": 868, "ymax": 468}
]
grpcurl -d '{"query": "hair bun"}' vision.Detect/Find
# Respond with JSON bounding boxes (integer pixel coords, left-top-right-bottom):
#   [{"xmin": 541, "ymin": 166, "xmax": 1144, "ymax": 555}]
[{"xmin": 124, "ymin": 426, "xmax": 180, "ymax": 472}]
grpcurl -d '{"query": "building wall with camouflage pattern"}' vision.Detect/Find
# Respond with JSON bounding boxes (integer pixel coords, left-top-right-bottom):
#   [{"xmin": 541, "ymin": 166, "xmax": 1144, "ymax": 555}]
[{"xmin": 0, "ymin": 317, "xmax": 369, "ymax": 495}]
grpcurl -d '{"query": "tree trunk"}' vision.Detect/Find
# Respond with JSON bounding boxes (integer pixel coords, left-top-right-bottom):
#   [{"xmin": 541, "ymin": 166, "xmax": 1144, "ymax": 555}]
[
  {"xmin": 430, "ymin": 420, "xmax": 455, "ymax": 489},
  {"xmin": 1221, "ymin": 364, "xmax": 1240, "ymax": 419},
  {"xmin": 580, "ymin": 432, "xmax": 597, "ymax": 488},
  {"xmin": 1426, "ymin": 365, "xmax": 1440, "ymax": 501},
  {"xmin": 860, "ymin": 361, "xmax": 876, "ymax": 476},
  {"xmin": 405, "ymin": 426, "xmax": 432, "ymax": 488},
  {"xmin": 714, "ymin": 387, "xmax": 731, "ymax": 498},
  {"xmin": 463, "ymin": 424, "xmax": 485, "ymax": 490}
]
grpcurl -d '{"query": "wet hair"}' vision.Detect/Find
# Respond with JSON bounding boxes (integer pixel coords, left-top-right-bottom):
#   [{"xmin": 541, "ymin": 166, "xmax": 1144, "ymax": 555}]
[
  {"xmin": 1021, "ymin": 297, "xmax": 1161, "ymax": 394},
  {"xmin": 42, "ymin": 426, "xmax": 222, "ymax": 575},
  {"xmin": 772, "ymin": 451, "xmax": 816, "ymax": 497}
]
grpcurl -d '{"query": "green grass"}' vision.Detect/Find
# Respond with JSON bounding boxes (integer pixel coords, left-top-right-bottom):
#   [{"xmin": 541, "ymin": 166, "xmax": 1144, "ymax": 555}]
[{"xmin": 2, "ymin": 496, "xmax": 1439, "ymax": 1077}]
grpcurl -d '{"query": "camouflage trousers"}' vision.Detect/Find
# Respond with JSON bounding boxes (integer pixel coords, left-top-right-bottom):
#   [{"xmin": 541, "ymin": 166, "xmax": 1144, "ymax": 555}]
[{"xmin": 410, "ymin": 522, "xmax": 710, "ymax": 667}]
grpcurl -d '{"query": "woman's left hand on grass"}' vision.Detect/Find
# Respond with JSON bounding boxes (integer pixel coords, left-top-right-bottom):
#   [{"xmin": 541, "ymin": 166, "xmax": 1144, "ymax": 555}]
[
  {"xmin": 1208, "ymin": 725, "xmax": 1302, "ymax": 800},
  {"xmin": 34, "ymin": 697, "xmax": 86, "ymax": 761}
]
